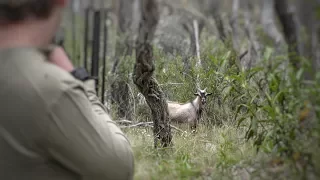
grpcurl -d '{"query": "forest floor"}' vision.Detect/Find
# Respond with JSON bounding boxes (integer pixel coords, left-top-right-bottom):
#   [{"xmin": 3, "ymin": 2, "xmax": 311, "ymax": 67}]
[{"xmin": 123, "ymin": 123, "xmax": 305, "ymax": 180}]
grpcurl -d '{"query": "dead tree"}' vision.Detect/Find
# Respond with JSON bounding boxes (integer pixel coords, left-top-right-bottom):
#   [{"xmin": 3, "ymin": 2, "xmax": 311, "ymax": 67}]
[{"xmin": 133, "ymin": 0, "xmax": 173, "ymax": 148}]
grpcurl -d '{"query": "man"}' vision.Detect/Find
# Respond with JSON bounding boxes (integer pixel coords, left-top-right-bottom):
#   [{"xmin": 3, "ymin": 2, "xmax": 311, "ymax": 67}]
[{"xmin": 0, "ymin": 0, "xmax": 134, "ymax": 180}]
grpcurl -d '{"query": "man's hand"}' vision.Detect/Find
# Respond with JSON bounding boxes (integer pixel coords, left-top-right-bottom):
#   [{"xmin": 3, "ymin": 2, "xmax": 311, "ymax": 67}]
[{"xmin": 48, "ymin": 46, "xmax": 74, "ymax": 72}]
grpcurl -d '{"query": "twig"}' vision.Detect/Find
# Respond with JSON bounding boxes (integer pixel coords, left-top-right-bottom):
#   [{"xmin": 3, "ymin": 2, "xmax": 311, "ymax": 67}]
[
  {"xmin": 239, "ymin": 50, "xmax": 249, "ymax": 61},
  {"xmin": 118, "ymin": 121, "xmax": 185, "ymax": 133},
  {"xmin": 198, "ymin": 140, "xmax": 213, "ymax": 144},
  {"xmin": 169, "ymin": 124, "xmax": 185, "ymax": 133},
  {"xmin": 119, "ymin": 122, "xmax": 154, "ymax": 128},
  {"xmin": 116, "ymin": 119, "xmax": 133, "ymax": 125},
  {"xmin": 159, "ymin": 82, "xmax": 184, "ymax": 86}
]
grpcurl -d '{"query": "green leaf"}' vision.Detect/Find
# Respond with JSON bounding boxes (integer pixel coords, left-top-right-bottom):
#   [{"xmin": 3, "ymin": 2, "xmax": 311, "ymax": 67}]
[
  {"xmin": 296, "ymin": 68, "xmax": 304, "ymax": 81},
  {"xmin": 234, "ymin": 104, "xmax": 250, "ymax": 121},
  {"xmin": 262, "ymin": 106, "xmax": 276, "ymax": 120},
  {"xmin": 246, "ymin": 129, "xmax": 255, "ymax": 140},
  {"xmin": 250, "ymin": 93, "xmax": 259, "ymax": 104},
  {"xmin": 273, "ymin": 90, "xmax": 286, "ymax": 105},
  {"xmin": 237, "ymin": 116, "xmax": 249, "ymax": 128},
  {"xmin": 263, "ymin": 46, "xmax": 274, "ymax": 61},
  {"xmin": 222, "ymin": 86, "xmax": 233, "ymax": 102},
  {"xmin": 248, "ymin": 67, "xmax": 264, "ymax": 79}
]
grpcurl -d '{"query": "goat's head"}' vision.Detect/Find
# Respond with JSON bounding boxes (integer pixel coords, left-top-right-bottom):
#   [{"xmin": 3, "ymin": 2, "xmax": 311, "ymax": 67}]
[{"xmin": 194, "ymin": 88, "xmax": 212, "ymax": 105}]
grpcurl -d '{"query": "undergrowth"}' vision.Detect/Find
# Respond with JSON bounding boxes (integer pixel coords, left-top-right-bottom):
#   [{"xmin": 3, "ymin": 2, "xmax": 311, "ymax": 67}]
[
  {"xmin": 113, "ymin": 32, "xmax": 320, "ymax": 179},
  {"xmin": 124, "ymin": 124, "xmax": 259, "ymax": 180},
  {"xmin": 63, "ymin": 25, "xmax": 320, "ymax": 179}
]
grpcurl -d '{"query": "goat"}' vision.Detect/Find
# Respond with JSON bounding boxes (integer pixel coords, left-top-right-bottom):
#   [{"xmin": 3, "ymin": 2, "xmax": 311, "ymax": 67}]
[{"xmin": 167, "ymin": 88, "xmax": 212, "ymax": 130}]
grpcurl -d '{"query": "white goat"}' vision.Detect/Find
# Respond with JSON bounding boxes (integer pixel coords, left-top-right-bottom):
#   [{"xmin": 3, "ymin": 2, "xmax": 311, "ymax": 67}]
[{"xmin": 167, "ymin": 88, "xmax": 212, "ymax": 130}]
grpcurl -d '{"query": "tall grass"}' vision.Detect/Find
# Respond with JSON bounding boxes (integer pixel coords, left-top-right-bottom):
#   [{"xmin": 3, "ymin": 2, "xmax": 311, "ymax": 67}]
[
  {"xmin": 63, "ymin": 21, "xmax": 320, "ymax": 178},
  {"xmin": 115, "ymin": 32, "xmax": 320, "ymax": 179},
  {"xmin": 124, "ymin": 124, "xmax": 259, "ymax": 180}
]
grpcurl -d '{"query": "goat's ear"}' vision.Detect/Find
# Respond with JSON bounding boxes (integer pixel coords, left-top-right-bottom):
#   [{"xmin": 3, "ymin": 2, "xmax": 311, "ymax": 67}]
[
  {"xmin": 194, "ymin": 93, "xmax": 199, "ymax": 96},
  {"xmin": 206, "ymin": 93, "xmax": 213, "ymax": 96}
]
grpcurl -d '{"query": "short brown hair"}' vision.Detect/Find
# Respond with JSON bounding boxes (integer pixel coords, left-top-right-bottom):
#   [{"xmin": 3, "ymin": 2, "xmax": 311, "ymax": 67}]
[{"xmin": 0, "ymin": 0, "xmax": 55, "ymax": 22}]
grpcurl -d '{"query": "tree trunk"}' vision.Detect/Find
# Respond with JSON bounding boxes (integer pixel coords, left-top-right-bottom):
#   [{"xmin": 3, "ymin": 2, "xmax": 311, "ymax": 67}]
[
  {"xmin": 228, "ymin": 0, "xmax": 242, "ymax": 71},
  {"xmin": 181, "ymin": 18, "xmax": 205, "ymax": 75},
  {"xmin": 206, "ymin": 0, "xmax": 227, "ymax": 43},
  {"xmin": 230, "ymin": 0, "xmax": 241, "ymax": 52},
  {"xmin": 295, "ymin": 0, "xmax": 320, "ymax": 74},
  {"xmin": 133, "ymin": 0, "xmax": 172, "ymax": 148},
  {"xmin": 243, "ymin": 0, "xmax": 261, "ymax": 68},
  {"xmin": 117, "ymin": 0, "xmax": 135, "ymax": 56},
  {"xmin": 274, "ymin": 0, "xmax": 302, "ymax": 70},
  {"xmin": 261, "ymin": 0, "xmax": 286, "ymax": 54},
  {"xmin": 213, "ymin": 14, "xmax": 227, "ymax": 43},
  {"xmin": 109, "ymin": 0, "xmax": 138, "ymax": 121}
]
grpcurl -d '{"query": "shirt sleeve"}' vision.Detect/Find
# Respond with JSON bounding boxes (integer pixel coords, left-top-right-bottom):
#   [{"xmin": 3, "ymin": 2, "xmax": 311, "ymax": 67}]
[{"xmin": 43, "ymin": 79, "xmax": 134, "ymax": 180}]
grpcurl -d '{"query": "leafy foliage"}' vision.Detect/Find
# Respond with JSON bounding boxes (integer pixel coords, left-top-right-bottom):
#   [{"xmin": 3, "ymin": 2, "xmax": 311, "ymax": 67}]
[
  {"xmin": 63, "ymin": 22, "xmax": 320, "ymax": 178},
  {"xmin": 126, "ymin": 32, "xmax": 320, "ymax": 178}
]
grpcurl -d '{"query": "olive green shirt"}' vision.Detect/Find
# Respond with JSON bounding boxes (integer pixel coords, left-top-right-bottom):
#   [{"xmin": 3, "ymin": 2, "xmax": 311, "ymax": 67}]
[{"xmin": 0, "ymin": 47, "xmax": 134, "ymax": 180}]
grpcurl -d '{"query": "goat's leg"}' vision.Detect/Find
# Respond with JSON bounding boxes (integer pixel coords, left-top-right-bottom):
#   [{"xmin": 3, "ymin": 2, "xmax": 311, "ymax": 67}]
[{"xmin": 190, "ymin": 120, "xmax": 197, "ymax": 133}]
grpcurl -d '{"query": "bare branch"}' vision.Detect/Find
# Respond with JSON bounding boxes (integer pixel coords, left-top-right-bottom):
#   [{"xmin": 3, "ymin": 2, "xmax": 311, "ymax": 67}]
[
  {"xmin": 159, "ymin": 83, "xmax": 184, "ymax": 86},
  {"xmin": 119, "ymin": 121, "xmax": 184, "ymax": 133}
]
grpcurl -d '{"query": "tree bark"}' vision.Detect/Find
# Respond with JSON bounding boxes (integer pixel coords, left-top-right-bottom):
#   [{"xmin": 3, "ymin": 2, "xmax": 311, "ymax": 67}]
[
  {"xmin": 213, "ymin": 14, "xmax": 227, "ymax": 43},
  {"xmin": 230, "ymin": 0, "xmax": 241, "ymax": 52},
  {"xmin": 117, "ymin": 0, "xmax": 136, "ymax": 55},
  {"xmin": 261, "ymin": 0, "xmax": 286, "ymax": 53},
  {"xmin": 181, "ymin": 17, "xmax": 205, "ymax": 75},
  {"xmin": 274, "ymin": 0, "xmax": 302, "ymax": 70},
  {"xmin": 243, "ymin": 0, "xmax": 261, "ymax": 68},
  {"xmin": 206, "ymin": 0, "xmax": 227, "ymax": 43},
  {"xmin": 295, "ymin": 0, "xmax": 320, "ymax": 74},
  {"xmin": 109, "ymin": 0, "xmax": 139, "ymax": 121},
  {"xmin": 228, "ymin": 0, "xmax": 242, "ymax": 71},
  {"xmin": 181, "ymin": 22, "xmax": 193, "ymax": 75},
  {"xmin": 133, "ymin": 0, "xmax": 173, "ymax": 148}
]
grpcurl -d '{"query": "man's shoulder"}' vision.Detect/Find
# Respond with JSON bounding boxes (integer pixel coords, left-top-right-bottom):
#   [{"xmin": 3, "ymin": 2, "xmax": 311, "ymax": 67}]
[{"xmin": 12, "ymin": 48, "xmax": 84, "ymax": 105}]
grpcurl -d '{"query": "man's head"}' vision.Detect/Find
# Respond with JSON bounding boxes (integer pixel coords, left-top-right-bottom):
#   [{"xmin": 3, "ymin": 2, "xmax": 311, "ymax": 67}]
[
  {"xmin": 0, "ymin": 0, "xmax": 68, "ymax": 48},
  {"xmin": 194, "ymin": 88, "xmax": 212, "ymax": 105}
]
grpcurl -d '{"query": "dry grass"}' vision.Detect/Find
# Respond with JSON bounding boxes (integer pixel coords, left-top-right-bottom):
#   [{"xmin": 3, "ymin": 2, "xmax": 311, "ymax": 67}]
[{"xmin": 123, "ymin": 123, "xmax": 261, "ymax": 180}]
